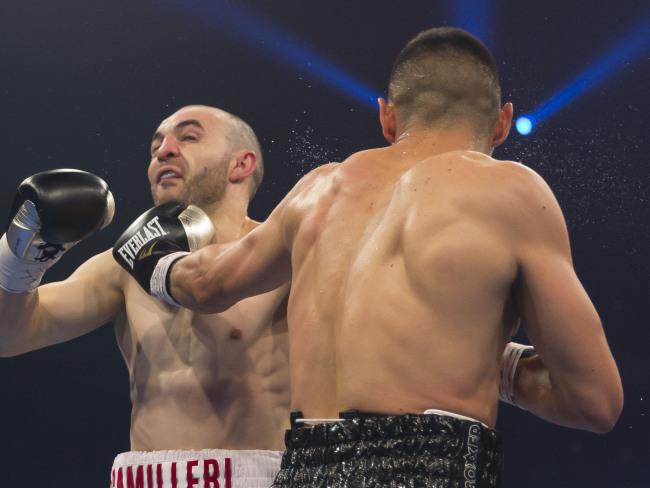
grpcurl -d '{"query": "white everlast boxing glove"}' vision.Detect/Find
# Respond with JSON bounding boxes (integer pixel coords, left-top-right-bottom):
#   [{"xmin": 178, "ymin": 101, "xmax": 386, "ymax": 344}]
[
  {"xmin": 499, "ymin": 341, "xmax": 536, "ymax": 408},
  {"xmin": 112, "ymin": 201, "xmax": 214, "ymax": 306},
  {"xmin": 0, "ymin": 169, "xmax": 115, "ymax": 293}
]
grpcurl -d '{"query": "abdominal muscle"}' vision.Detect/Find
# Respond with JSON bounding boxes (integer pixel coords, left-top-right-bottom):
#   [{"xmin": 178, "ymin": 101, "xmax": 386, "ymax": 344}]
[
  {"xmin": 129, "ymin": 367, "xmax": 287, "ymax": 451},
  {"xmin": 116, "ymin": 283, "xmax": 290, "ymax": 452}
]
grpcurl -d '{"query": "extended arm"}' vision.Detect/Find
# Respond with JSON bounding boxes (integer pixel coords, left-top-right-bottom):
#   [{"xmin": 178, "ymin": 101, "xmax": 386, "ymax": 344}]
[
  {"xmin": 0, "ymin": 250, "xmax": 124, "ymax": 356},
  {"xmin": 126, "ymin": 164, "xmax": 334, "ymax": 312},
  {"xmin": 0, "ymin": 169, "xmax": 121, "ymax": 356},
  {"xmin": 168, "ymin": 203, "xmax": 292, "ymax": 313}
]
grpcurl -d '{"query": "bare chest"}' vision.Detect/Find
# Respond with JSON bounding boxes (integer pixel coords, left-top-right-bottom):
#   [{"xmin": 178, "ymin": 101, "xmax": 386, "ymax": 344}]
[{"xmin": 117, "ymin": 282, "xmax": 286, "ymax": 379}]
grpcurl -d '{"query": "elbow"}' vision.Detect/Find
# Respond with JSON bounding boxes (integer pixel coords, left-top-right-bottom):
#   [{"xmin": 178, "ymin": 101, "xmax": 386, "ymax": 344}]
[{"xmin": 580, "ymin": 385, "xmax": 624, "ymax": 434}]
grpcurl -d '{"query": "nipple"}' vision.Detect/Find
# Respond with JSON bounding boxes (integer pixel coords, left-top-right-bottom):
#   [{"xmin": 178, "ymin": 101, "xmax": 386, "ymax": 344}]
[{"xmin": 229, "ymin": 328, "xmax": 243, "ymax": 340}]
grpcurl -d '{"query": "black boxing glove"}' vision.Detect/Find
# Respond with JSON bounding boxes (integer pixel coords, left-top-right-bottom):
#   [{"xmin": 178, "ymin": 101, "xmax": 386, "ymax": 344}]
[
  {"xmin": 0, "ymin": 169, "xmax": 115, "ymax": 293},
  {"xmin": 113, "ymin": 201, "xmax": 214, "ymax": 304}
]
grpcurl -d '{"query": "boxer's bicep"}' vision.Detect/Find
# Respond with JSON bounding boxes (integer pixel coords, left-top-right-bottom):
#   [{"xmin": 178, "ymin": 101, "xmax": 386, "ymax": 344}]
[
  {"xmin": 30, "ymin": 250, "xmax": 124, "ymax": 350},
  {"xmin": 171, "ymin": 165, "xmax": 335, "ymax": 312},
  {"xmin": 219, "ymin": 166, "xmax": 338, "ymax": 302},
  {"xmin": 516, "ymin": 244, "xmax": 608, "ymax": 382},
  {"xmin": 210, "ymin": 213, "xmax": 291, "ymax": 304}
]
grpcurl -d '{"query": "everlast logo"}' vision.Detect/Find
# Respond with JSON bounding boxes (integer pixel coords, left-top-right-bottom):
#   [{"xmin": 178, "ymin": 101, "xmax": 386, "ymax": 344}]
[
  {"xmin": 463, "ymin": 424, "xmax": 481, "ymax": 487},
  {"xmin": 117, "ymin": 216, "xmax": 168, "ymax": 269}
]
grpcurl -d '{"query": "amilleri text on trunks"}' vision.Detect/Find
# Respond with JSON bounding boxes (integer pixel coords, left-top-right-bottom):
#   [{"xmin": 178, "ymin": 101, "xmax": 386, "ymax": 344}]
[{"xmin": 111, "ymin": 457, "xmax": 232, "ymax": 488}]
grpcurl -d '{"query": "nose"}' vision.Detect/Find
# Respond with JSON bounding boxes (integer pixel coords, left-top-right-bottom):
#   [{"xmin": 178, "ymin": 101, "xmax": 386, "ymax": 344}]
[{"xmin": 157, "ymin": 135, "xmax": 181, "ymax": 162}]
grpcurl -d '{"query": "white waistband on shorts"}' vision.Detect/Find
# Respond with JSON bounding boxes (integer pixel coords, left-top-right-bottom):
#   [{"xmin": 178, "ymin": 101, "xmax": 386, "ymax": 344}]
[
  {"xmin": 423, "ymin": 408, "xmax": 489, "ymax": 428},
  {"xmin": 111, "ymin": 449, "xmax": 282, "ymax": 488},
  {"xmin": 296, "ymin": 409, "xmax": 488, "ymax": 429}
]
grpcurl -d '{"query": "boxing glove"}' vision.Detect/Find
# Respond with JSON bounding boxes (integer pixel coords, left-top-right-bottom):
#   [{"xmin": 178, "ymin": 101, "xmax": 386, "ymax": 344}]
[
  {"xmin": 0, "ymin": 169, "xmax": 115, "ymax": 293},
  {"xmin": 113, "ymin": 201, "xmax": 214, "ymax": 304},
  {"xmin": 0, "ymin": 168, "xmax": 115, "ymax": 293},
  {"xmin": 499, "ymin": 341, "xmax": 536, "ymax": 408}
]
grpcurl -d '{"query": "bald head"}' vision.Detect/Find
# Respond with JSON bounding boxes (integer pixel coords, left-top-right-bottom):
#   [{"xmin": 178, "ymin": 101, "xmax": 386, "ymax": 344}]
[
  {"xmin": 176, "ymin": 105, "xmax": 264, "ymax": 201},
  {"xmin": 388, "ymin": 28, "xmax": 501, "ymax": 136}
]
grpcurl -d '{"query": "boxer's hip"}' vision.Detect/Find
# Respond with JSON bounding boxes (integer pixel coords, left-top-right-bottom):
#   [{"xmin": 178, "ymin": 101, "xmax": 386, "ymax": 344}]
[
  {"xmin": 273, "ymin": 409, "xmax": 503, "ymax": 487},
  {"xmin": 111, "ymin": 449, "xmax": 282, "ymax": 488}
]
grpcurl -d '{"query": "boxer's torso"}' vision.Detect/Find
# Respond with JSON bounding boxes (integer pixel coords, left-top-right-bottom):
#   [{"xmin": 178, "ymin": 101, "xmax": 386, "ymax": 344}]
[
  {"xmin": 285, "ymin": 147, "xmax": 522, "ymax": 427},
  {"xmin": 98, "ymin": 250, "xmax": 290, "ymax": 451}
]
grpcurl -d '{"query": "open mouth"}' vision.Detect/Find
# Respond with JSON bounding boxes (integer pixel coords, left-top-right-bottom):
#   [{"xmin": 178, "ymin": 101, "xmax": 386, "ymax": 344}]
[{"xmin": 157, "ymin": 168, "xmax": 183, "ymax": 184}]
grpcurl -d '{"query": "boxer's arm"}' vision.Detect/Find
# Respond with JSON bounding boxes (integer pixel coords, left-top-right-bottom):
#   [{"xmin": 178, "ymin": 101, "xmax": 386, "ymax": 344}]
[
  {"xmin": 167, "ymin": 164, "xmax": 337, "ymax": 312},
  {"xmin": 169, "ymin": 204, "xmax": 292, "ymax": 312},
  {"xmin": 0, "ymin": 250, "xmax": 124, "ymax": 356},
  {"xmin": 509, "ymin": 165, "xmax": 623, "ymax": 433},
  {"xmin": 506, "ymin": 351, "xmax": 608, "ymax": 434}
]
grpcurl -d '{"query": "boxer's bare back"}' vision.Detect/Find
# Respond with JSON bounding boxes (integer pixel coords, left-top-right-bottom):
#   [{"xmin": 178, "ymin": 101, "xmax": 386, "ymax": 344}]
[
  {"xmin": 174, "ymin": 129, "xmax": 619, "ymax": 430},
  {"xmin": 286, "ymin": 146, "xmax": 521, "ymax": 426}
]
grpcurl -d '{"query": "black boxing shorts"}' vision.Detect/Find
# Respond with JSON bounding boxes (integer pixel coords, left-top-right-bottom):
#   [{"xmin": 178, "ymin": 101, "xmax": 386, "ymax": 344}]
[{"xmin": 272, "ymin": 409, "xmax": 503, "ymax": 487}]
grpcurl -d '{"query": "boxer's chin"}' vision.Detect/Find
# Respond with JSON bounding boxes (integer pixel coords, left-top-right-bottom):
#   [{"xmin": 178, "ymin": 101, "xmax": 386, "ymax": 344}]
[{"xmin": 152, "ymin": 184, "xmax": 187, "ymax": 206}]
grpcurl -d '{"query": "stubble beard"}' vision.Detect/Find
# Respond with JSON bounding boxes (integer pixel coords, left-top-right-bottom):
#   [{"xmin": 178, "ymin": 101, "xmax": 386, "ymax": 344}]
[{"xmin": 151, "ymin": 158, "xmax": 230, "ymax": 211}]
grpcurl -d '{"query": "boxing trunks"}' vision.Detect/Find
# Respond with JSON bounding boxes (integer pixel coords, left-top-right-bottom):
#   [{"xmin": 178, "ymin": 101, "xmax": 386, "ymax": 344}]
[
  {"xmin": 111, "ymin": 449, "xmax": 282, "ymax": 488},
  {"xmin": 273, "ymin": 410, "xmax": 503, "ymax": 488}
]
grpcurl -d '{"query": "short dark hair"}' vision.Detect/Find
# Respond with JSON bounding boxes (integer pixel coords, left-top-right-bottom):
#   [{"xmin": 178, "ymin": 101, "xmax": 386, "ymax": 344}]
[{"xmin": 388, "ymin": 27, "xmax": 501, "ymax": 134}]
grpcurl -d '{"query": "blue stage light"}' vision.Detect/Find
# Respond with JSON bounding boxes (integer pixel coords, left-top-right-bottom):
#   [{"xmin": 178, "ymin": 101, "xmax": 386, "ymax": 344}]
[
  {"xmin": 449, "ymin": 0, "xmax": 492, "ymax": 47},
  {"xmin": 515, "ymin": 116, "xmax": 534, "ymax": 136},
  {"xmin": 527, "ymin": 11, "xmax": 650, "ymax": 128},
  {"xmin": 165, "ymin": 0, "xmax": 380, "ymax": 110}
]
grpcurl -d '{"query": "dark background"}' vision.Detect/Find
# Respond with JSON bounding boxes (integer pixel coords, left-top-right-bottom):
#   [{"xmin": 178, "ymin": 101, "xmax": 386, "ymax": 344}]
[{"xmin": 0, "ymin": 0, "xmax": 648, "ymax": 486}]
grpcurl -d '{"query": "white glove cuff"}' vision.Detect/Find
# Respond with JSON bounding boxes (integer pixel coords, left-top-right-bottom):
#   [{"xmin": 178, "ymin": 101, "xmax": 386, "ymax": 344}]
[
  {"xmin": 500, "ymin": 341, "xmax": 536, "ymax": 408},
  {"xmin": 0, "ymin": 234, "xmax": 49, "ymax": 293},
  {"xmin": 150, "ymin": 251, "xmax": 189, "ymax": 307}
]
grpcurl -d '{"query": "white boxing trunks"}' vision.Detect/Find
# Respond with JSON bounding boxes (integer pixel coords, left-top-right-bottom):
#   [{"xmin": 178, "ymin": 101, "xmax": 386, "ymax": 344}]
[{"xmin": 110, "ymin": 449, "xmax": 282, "ymax": 488}]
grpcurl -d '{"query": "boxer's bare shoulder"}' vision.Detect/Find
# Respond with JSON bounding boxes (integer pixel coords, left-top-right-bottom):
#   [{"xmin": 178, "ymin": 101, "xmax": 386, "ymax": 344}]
[
  {"xmin": 282, "ymin": 153, "xmax": 390, "ymax": 244},
  {"xmin": 400, "ymin": 152, "xmax": 560, "ymax": 240},
  {"xmin": 282, "ymin": 163, "xmax": 340, "ymax": 214}
]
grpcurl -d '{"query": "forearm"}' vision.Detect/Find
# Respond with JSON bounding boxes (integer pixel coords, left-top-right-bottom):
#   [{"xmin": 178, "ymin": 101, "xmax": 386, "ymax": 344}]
[
  {"xmin": 165, "ymin": 224, "xmax": 290, "ymax": 313},
  {"xmin": 513, "ymin": 355, "xmax": 621, "ymax": 433},
  {"xmin": 168, "ymin": 245, "xmax": 235, "ymax": 313}
]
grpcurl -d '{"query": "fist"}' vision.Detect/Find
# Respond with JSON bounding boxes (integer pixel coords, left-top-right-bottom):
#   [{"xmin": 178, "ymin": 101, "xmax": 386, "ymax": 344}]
[{"xmin": 113, "ymin": 201, "xmax": 214, "ymax": 294}]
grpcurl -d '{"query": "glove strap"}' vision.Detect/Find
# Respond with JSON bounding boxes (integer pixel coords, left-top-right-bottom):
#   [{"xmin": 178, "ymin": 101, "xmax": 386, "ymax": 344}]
[
  {"xmin": 0, "ymin": 234, "xmax": 50, "ymax": 293},
  {"xmin": 150, "ymin": 251, "xmax": 189, "ymax": 307},
  {"xmin": 500, "ymin": 341, "xmax": 536, "ymax": 408}
]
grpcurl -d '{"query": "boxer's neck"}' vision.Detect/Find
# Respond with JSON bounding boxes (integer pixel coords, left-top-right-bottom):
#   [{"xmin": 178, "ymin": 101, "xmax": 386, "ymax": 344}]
[
  {"xmin": 204, "ymin": 194, "xmax": 254, "ymax": 243},
  {"xmin": 394, "ymin": 125, "xmax": 491, "ymax": 156}
]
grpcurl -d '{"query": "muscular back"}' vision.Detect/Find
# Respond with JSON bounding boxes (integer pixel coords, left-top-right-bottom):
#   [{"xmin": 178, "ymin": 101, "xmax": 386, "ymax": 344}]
[{"xmin": 286, "ymin": 148, "xmax": 520, "ymax": 426}]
